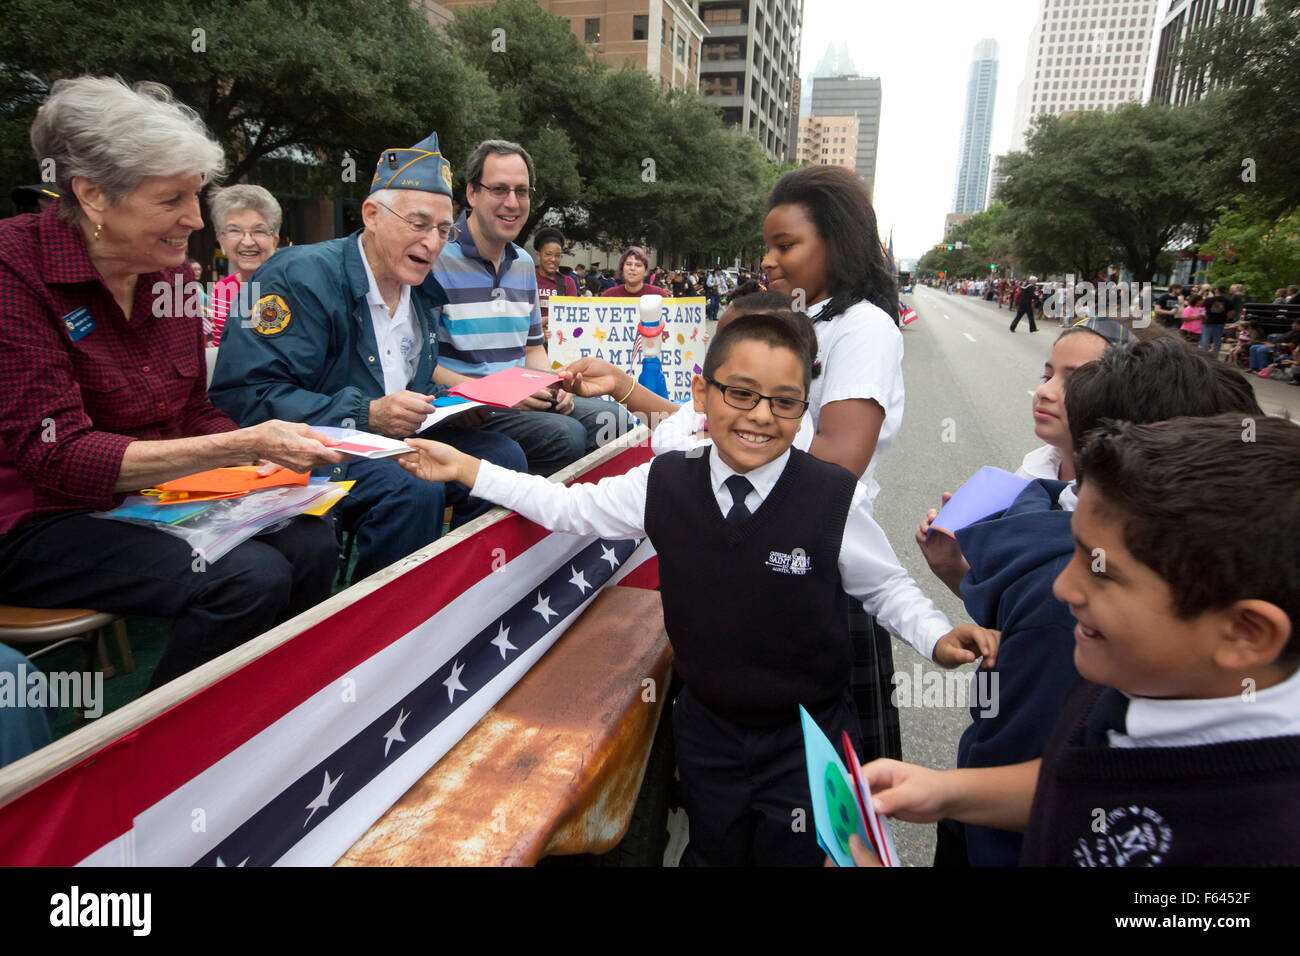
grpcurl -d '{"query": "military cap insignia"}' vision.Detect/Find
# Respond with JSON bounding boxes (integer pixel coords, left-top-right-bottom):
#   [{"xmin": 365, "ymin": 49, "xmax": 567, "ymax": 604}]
[
  {"xmin": 253, "ymin": 294, "xmax": 292, "ymax": 336},
  {"xmin": 440, "ymin": 163, "xmax": 453, "ymax": 192},
  {"xmin": 387, "ymin": 151, "xmax": 399, "ymax": 170}
]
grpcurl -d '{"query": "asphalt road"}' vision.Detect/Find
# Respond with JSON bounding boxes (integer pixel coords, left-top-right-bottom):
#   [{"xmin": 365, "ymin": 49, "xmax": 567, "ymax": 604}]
[
  {"xmin": 870, "ymin": 286, "xmax": 1061, "ymax": 866},
  {"xmin": 869, "ymin": 285, "xmax": 1298, "ymax": 866}
]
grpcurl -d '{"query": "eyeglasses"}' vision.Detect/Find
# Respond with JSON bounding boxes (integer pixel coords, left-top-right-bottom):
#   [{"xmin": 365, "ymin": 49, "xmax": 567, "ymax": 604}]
[
  {"xmin": 375, "ymin": 201, "xmax": 459, "ymax": 242},
  {"xmin": 474, "ymin": 182, "xmax": 534, "ymax": 201},
  {"xmin": 222, "ymin": 226, "xmax": 275, "ymax": 241},
  {"xmin": 705, "ymin": 377, "xmax": 808, "ymax": 419}
]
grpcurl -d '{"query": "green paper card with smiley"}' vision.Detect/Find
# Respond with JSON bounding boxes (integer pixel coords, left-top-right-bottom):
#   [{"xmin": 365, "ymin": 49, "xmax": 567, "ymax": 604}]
[{"xmin": 800, "ymin": 705, "xmax": 881, "ymax": 868}]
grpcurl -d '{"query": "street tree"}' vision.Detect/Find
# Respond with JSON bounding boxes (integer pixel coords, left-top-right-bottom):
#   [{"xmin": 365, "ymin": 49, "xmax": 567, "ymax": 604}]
[
  {"xmin": 1173, "ymin": 0, "xmax": 1300, "ymax": 215},
  {"xmin": 998, "ymin": 103, "xmax": 1215, "ymax": 281}
]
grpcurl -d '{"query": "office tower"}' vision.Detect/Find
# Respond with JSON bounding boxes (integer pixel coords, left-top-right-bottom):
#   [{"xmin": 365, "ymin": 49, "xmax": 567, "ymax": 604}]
[
  {"xmin": 698, "ymin": 0, "xmax": 805, "ymax": 162},
  {"xmin": 1150, "ymin": 0, "xmax": 1265, "ymax": 106},
  {"xmin": 438, "ymin": 0, "xmax": 708, "ymax": 92},
  {"xmin": 952, "ymin": 39, "xmax": 999, "ymax": 215},
  {"xmin": 810, "ymin": 75, "xmax": 881, "ymax": 197},
  {"xmin": 797, "ymin": 115, "xmax": 860, "ymax": 169},
  {"xmin": 1009, "ymin": 0, "xmax": 1161, "ymax": 151}
]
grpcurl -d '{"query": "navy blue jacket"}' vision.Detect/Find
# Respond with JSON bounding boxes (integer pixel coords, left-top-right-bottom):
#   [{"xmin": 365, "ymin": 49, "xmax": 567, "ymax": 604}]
[
  {"xmin": 953, "ymin": 478, "xmax": 1079, "ymax": 866},
  {"xmin": 209, "ymin": 232, "xmax": 447, "ymax": 479}
]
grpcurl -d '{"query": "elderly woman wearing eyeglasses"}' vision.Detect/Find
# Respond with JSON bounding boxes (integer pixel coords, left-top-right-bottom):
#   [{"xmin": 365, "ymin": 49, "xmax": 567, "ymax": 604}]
[
  {"xmin": 0, "ymin": 77, "xmax": 348, "ymax": 690},
  {"xmin": 208, "ymin": 184, "xmax": 282, "ymax": 346}
]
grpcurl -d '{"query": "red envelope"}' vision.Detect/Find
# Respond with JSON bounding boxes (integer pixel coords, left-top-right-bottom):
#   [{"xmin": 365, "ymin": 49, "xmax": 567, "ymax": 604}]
[{"xmin": 449, "ymin": 366, "xmax": 563, "ymax": 408}]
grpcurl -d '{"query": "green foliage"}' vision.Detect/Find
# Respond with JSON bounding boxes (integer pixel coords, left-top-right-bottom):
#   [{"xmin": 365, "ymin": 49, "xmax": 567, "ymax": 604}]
[
  {"xmin": 1205, "ymin": 202, "xmax": 1300, "ymax": 299},
  {"xmin": 916, "ymin": 204, "xmax": 1016, "ymax": 278},
  {"xmin": 0, "ymin": 0, "xmax": 777, "ymax": 261},
  {"xmin": 999, "ymin": 103, "xmax": 1215, "ymax": 281},
  {"xmin": 0, "ymin": 0, "xmax": 498, "ymax": 194},
  {"xmin": 1173, "ymin": 0, "xmax": 1300, "ymax": 214}
]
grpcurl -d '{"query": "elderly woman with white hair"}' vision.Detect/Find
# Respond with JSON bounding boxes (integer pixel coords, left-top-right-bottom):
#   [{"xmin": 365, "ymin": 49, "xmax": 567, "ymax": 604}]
[
  {"xmin": 0, "ymin": 76, "xmax": 346, "ymax": 692},
  {"xmin": 208, "ymin": 183, "xmax": 281, "ymax": 346}
]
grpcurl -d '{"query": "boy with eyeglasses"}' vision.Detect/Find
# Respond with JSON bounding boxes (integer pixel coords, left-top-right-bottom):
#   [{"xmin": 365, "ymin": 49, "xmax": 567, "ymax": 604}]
[{"xmin": 398, "ymin": 313, "xmax": 998, "ymax": 866}]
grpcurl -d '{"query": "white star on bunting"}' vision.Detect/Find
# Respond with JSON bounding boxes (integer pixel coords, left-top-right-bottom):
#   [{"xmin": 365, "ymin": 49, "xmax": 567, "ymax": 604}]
[
  {"xmin": 304, "ymin": 769, "xmax": 343, "ymax": 827},
  {"xmin": 443, "ymin": 660, "xmax": 467, "ymax": 702},
  {"xmin": 569, "ymin": 566, "xmax": 591, "ymax": 594},
  {"xmin": 599, "ymin": 544, "xmax": 619, "ymax": 569},
  {"xmin": 490, "ymin": 621, "xmax": 516, "ymax": 659},
  {"xmin": 382, "ymin": 708, "xmax": 410, "ymax": 758},
  {"xmin": 533, "ymin": 592, "xmax": 557, "ymax": 623}
]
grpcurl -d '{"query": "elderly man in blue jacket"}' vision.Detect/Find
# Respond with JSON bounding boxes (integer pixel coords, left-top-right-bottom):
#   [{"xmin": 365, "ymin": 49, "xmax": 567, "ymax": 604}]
[{"xmin": 211, "ymin": 133, "xmax": 527, "ymax": 582}]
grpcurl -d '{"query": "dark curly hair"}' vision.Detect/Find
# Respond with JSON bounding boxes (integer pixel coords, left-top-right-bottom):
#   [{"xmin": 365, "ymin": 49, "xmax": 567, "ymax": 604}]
[{"xmin": 766, "ymin": 166, "xmax": 898, "ymax": 324}]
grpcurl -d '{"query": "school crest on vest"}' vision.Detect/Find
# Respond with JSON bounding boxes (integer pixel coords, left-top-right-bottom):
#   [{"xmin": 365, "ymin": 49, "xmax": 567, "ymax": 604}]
[
  {"xmin": 766, "ymin": 546, "xmax": 811, "ymax": 575},
  {"xmin": 1073, "ymin": 805, "xmax": 1173, "ymax": 866},
  {"xmin": 253, "ymin": 294, "xmax": 292, "ymax": 336}
]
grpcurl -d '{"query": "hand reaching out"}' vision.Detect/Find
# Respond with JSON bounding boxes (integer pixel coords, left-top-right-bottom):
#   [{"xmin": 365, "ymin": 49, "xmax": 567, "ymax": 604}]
[{"xmin": 932, "ymin": 623, "xmax": 1000, "ymax": 669}]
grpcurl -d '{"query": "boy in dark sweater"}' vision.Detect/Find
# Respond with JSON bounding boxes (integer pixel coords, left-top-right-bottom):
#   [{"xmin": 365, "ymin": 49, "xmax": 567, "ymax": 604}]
[
  {"xmin": 398, "ymin": 314, "xmax": 998, "ymax": 866},
  {"xmin": 856, "ymin": 414, "xmax": 1300, "ymax": 867}
]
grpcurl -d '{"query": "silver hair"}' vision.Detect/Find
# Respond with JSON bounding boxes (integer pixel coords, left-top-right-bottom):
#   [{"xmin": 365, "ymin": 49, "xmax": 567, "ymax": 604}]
[
  {"xmin": 30, "ymin": 76, "xmax": 226, "ymax": 219},
  {"xmin": 209, "ymin": 184, "xmax": 282, "ymax": 235}
]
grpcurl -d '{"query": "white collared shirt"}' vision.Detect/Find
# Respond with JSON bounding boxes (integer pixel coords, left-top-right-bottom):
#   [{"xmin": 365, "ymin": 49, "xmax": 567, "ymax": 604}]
[
  {"xmin": 805, "ymin": 298, "xmax": 905, "ymax": 505},
  {"xmin": 358, "ymin": 235, "xmax": 418, "ymax": 396},
  {"xmin": 1109, "ymin": 665, "xmax": 1300, "ymax": 749},
  {"xmin": 471, "ymin": 446, "xmax": 953, "ymax": 659},
  {"xmin": 1015, "ymin": 443, "xmax": 1079, "ymax": 512}
]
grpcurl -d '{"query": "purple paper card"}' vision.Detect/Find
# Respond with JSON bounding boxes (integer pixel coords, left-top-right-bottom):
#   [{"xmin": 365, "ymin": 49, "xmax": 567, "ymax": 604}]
[{"xmin": 929, "ymin": 466, "xmax": 1031, "ymax": 539}]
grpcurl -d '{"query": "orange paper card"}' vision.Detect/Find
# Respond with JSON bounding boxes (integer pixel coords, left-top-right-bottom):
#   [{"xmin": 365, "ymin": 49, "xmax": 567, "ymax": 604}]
[{"xmin": 155, "ymin": 466, "xmax": 310, "ymax": 495}]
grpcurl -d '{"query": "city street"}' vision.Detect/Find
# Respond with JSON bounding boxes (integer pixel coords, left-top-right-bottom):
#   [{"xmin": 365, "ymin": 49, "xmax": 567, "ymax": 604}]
[{"xmin": 871, "ymin": 285, "xmax": 1298, "ymax": 865}]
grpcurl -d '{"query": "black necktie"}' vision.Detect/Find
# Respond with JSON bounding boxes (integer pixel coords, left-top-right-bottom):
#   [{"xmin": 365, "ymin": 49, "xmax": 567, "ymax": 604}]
[
  {"xmin": 1083, "ymin": 686, "xmax": 1129, "ymax": 747},
  {"xmin": 724, "ymin": 475, "xmax": 753, "ymax": 527}
]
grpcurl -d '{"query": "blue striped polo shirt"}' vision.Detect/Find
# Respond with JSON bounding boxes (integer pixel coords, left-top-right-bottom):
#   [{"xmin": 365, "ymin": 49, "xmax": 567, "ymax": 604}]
[{"xmin": 433, "ymin": 211, "xmax": 543, "ymax": 377}]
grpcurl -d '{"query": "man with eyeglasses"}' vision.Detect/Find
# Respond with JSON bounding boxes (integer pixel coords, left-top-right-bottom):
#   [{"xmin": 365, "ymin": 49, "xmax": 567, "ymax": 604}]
[
  {"xmin": 432, "ymin": 139, "xmax": 633, "ymax": 476},
  {"xmin": 211, "ymin": 132, "xmax": 528, "ymax": 583}
]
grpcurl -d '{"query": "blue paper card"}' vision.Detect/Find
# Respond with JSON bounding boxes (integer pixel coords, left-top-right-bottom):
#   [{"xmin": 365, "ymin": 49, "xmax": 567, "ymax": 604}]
[
  {"xmin": 800, "ymin": 706, "xmax": 876, "ymax": 868},
  {"xmin": 431, "ymin": 396, "xmax": 471, "ymax": 407},
  {"xmin": 929, "ymin": 465, "xmax": 1031, "ymax": 539},
  {"xmin": 61, "ymin": 307, "xmax": 96, "ymax": 342}
]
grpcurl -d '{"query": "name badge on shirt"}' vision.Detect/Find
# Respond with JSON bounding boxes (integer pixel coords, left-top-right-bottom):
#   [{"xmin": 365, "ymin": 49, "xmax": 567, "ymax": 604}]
[{"xmin": 61, "ymin": 307, "xmax": 96, "ymax": 342}]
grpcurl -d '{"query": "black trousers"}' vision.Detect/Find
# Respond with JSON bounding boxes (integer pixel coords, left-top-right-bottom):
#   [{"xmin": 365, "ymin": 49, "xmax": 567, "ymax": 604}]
[
  {"xmin": 1009, "ymin": 302, "xmax": 1038, "ymax": 332},
  {"xmin": 0, "ymin": 511, "xmax": 337, "ymax": 690},
  {"xmin": 849, "ymin": 604, "xmax": 902, "ymax": 761},
  {"xmin": 674, "ymin": 684, "xmax": 863, "ymax": 866}
]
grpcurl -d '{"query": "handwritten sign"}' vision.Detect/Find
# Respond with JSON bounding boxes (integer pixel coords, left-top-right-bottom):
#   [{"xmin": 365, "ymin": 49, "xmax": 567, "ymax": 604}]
[{"xmin": 547, "ymin": 297, "xmax": 707, "ymax": 404}]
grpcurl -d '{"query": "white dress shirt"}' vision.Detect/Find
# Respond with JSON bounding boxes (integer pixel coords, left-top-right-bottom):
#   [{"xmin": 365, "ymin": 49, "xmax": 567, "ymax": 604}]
[
  {"xmin": 358, "ymin": 235, "xmax": 419, "ymax": 396},
  {"xmin": 472, "ymin": 446, "xmax": 953, "ymax": 659},
  {"xmin": 806, "ymin": 298, "xmax": 905, "ymax": 505},
  {"xmin": 1109, "ymin": 664, "xmax": 1300, "ymax": 749},
  {"xmin": 1015, "ymin": 443, "xmax": 1079, "ymax": 511}
]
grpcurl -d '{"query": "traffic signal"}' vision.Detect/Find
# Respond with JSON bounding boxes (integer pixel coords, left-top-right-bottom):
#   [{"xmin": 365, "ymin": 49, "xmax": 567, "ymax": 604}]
[
  {"xmin": 946, "ymin": 245, "xmax": 954, "ymax": 252},
  {"xmin": 990, "ymin": 263, "xmax": 996, "ymax": 270}
]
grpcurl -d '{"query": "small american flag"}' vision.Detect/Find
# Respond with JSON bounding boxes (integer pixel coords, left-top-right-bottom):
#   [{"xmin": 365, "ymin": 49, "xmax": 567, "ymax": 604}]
[{"xmin": 900, "ymin": 303, "xmax": 919, "ymax": 326}]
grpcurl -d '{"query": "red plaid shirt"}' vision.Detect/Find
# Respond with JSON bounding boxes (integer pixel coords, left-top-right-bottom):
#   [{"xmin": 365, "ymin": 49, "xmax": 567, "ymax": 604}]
[{"xmin": 0, "ymin": 206, "xmax": 237, "ymax": 531}]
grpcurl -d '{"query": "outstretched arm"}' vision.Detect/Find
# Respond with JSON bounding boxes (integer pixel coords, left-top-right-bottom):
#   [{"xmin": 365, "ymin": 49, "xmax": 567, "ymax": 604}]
[
  {"xmin": 400, "ymin": 439, "xmax": 650, "ymax": 540},
  {"xmin": 864, "ymin": 758, "xmax": 1041, "ymax": 833}
]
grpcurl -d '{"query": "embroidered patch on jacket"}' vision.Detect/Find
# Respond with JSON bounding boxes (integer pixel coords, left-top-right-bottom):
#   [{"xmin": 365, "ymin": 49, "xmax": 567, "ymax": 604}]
[{"xmin": 253, "ymin": 294, "xmax": 292, "ymax": 336}]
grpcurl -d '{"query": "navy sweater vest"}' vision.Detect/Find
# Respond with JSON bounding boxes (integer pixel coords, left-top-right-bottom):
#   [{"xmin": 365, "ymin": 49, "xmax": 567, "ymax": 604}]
[
  {"xmin": 1021, "ymin": 678, "xmax": 1300, "ymax": 866},
  {"xmin": 644, "ymin": 449, "xmax": 858, "ymax": 727}
]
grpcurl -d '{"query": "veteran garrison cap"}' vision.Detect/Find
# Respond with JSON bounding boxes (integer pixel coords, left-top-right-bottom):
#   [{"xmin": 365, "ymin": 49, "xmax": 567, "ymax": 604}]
[{"xmin": 369, "ymin": 131, "xmax": 453, "ymax": 198}]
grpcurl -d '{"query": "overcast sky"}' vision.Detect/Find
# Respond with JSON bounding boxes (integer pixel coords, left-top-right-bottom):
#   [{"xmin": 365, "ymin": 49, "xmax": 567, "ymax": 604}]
[{"xmin": 797, "ymin": 0, "xmax": 1055, "ymax": 261}]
